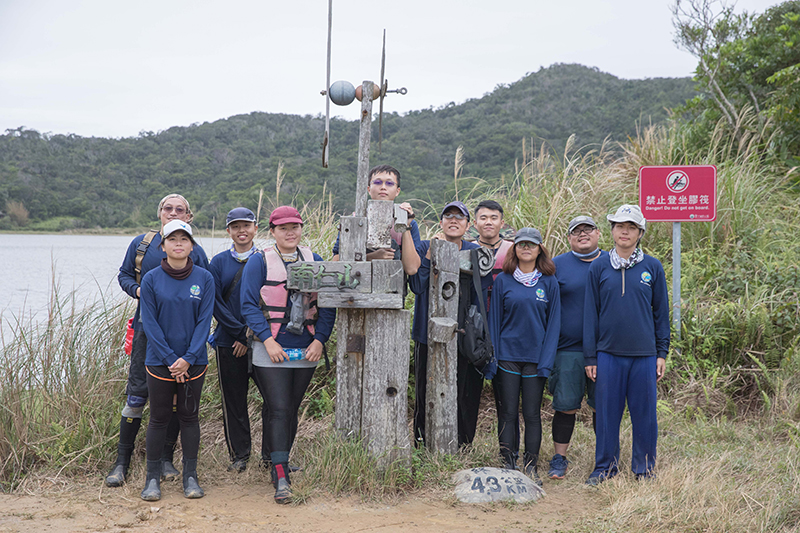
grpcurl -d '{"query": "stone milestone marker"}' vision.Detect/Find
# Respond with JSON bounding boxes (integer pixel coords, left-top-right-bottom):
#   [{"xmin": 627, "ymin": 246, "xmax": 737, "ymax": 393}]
[{"xmin": 289, "ymin": 80, "xmax": 410, "ymax": 468}]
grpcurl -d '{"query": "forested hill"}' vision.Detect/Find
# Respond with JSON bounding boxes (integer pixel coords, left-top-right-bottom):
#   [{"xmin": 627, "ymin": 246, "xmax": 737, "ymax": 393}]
[{"xmin": 0, "ymin": 64, "xmax": 694, "ymax": 229}]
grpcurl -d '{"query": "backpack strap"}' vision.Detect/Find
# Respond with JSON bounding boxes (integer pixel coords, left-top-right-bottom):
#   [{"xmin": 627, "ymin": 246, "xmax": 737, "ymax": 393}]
[
  {"xmin": 471, "ymin": 248, "xmax": 491, "ymax": 340},
  {"xmin": 135, "ymin": 230, "xmax": 159, "ymax": 285}
]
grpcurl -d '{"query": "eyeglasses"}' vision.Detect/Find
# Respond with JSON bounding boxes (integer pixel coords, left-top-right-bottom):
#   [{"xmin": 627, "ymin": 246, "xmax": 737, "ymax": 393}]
[
  {"xmin": 570, "ymin": 226, "xmax": 595, "ymax": 236},
  {"xmin": 370, "ymin": 179, "xmax": 396, "ymax": 188},
  {"xmin": 442, "ymin": 212, "xmax": 466, "ymax": 220},
  {"xmin": 162, "ymin": 205, "xmax": 186, "ymax": 214},
  {"xmin": 516, "ymin": 241, "xmax": 538, "ymax": 249}
]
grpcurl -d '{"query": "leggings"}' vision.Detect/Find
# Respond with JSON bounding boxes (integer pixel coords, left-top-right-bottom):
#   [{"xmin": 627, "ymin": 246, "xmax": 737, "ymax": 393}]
[
  {"xmin": 251, "ymin": 365, "xmax": 316, "ymax": 463},
  {"xmin": 493, "ymin": 361, "xmax": 546, "ymax": 458},
  {"xmin": 145, "ymin": 366, "xmax": 206, "ymax": 463}
]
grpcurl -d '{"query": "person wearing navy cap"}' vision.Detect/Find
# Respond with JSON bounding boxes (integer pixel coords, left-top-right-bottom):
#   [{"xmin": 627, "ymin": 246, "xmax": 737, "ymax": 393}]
[
  {"xmin": 408, "ymin": 201, "xmax": 490, "ymax": 447},
  {"xmin": 486, "ymin": 227, "xmax": 560, "ymax": 484},
  {"xmin": 584, "ymin": 204, "xmax": 669, "ymax": 485},
  {"xmin": 208, "ymin": 207, "xmax": 262, "ymax": 473}
]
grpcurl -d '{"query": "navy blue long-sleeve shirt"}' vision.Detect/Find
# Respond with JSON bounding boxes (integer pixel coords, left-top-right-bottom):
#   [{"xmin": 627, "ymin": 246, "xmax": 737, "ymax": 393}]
[
  {"xmin": 140, "ymin": 266, "xmax": 215, "ymax": 367},
  {"xmin": 583, "ymin": 253, "xmax": 670, "ymax": 366},
  {"xmin": 408, "ymin": 239, "xmax": 490, "ymax": 344},
  {"xmin": 240, "ymin": 251, "xmax": 336, "ymax": 349},
  {"xmin": 118, "ymin": 232, "xmax": 209, "ymax": 331},
  {"xmin": 553, "ymin": 250, "xmax": 608, "ymax": 352},
  {"xmin": 208, "ymin": 250, "xmax": 251, "ymax": 347},
  {"xmin": 487, "ymin": 272, "xmax": 561, "ymax": 379}
]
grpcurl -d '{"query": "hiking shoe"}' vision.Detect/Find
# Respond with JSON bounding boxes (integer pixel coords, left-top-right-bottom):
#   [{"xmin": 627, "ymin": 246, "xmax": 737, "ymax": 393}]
[
  {"xmin": 585, "ymin": 475, "xmax": 604, "ymax": 487},
  {"xmin": 548, "ymin": 454, "xmax": 569, "ymax": 480},
  {"xmin": 274, "ymin": 477, "xmax": 292, "ymax": 504},
  {"xmin": 105, "ymin": 464, "xmax": 127, "ymax": 487},
  {"xmin": 636, "ymin": 473, "xmax": 656, "ymax": 482},
  {"xmin": 183, "ymin": 476, "xmax": 205, "ymax": 499},
  {"xmin": 227, "ymin": 459, "xmax": 247, "ymax": 473},
  {"xmin": 162, "ymin": 460, "xmax": 180, "ymax": 481}
]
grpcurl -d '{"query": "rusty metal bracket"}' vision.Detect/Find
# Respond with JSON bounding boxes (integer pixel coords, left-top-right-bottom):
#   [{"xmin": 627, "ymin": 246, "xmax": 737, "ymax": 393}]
[{"xmin": 346, "ymin": 334, "xmax": 366, "ymax": 354}]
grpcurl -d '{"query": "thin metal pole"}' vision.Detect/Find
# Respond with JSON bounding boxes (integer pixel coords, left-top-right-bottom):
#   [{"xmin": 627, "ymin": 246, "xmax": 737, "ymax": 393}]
[{"xmin": 672, "ymin": 221, "xmax": 681, "ymax": 348}]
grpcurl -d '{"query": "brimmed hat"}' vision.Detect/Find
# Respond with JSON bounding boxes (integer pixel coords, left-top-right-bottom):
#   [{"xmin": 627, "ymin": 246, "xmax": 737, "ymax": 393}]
[
  {"xmin": 514, "ymin": 227, "xmax": 543, "ymax": 245},
  {"xmin": 226, "ymin": 207, "xmax": 256, "ymax": 227},
  {"xmin": 607, "ymin": 204, "xmax": 646, "ymax": 232},
  {"xmin": 567, "ymin": 215, "xmax": 598, "ymax": 234},
  {"xmin": 269, "ymin": 205, "xmax": 303, "ymax": 226},
  {"xmin": 440, "ymin": 201, "xmax": 470, "ymax": 221},
  {"xmin": 162, "ymin": 220, "xmax": 196, "ymax": 244}
]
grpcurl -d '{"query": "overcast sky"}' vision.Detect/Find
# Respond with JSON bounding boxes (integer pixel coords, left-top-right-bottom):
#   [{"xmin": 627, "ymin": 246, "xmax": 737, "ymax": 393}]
[{"xmin": 0, "ymin": 0, "xmax": 780, "ymax": 139}]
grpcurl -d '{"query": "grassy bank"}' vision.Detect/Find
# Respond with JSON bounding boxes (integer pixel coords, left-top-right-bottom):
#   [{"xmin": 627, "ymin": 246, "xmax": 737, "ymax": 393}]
[{"xmin": 2, "ymin": 121, "xmax": 799, "ymax": 531}]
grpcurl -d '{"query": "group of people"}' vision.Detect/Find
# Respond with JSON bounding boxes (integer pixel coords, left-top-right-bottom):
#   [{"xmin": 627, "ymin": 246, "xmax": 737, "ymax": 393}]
[{"xmin": 105, "ymin": 164, "xmax": 669, "ymax": 504}]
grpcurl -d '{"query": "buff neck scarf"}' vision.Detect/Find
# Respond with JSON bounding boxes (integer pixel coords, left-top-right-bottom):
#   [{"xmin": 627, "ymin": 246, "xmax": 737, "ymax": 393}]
[
  {"xmin": 513, "ymin": 267, "xmax": 541, "ymax": 287},
  {"xmin": 230, "ymin": 244, "xmax": 259, "ymax": 263},
  {"xmin": 161, "ymin": 257, "xmax": 194, "ymax": 280},
  {"xmin": 609, "ymin": 247, "xmax": 643, "ymax": 270},
  {"xmin": 572, "ymin": 248, "xmax": 601, "ymax": 260}
]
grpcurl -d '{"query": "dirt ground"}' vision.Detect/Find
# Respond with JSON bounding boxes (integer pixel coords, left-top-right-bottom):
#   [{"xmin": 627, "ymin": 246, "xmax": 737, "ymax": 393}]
[{"xmin": 0, "ymin": 475, "xmax": 598, "ymax": 533}]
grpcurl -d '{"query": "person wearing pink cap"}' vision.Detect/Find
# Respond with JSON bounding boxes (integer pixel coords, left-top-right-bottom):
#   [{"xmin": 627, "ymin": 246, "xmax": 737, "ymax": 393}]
[{"xmin": 240, "ymin": 206, "xmax": 336, "ymax": 504}]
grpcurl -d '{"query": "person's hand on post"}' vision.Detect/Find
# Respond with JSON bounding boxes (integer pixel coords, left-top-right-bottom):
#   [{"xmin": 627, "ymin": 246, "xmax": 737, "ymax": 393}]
[
  {"xmin": 265, "ymin": 337, "xmax": 288, "ymax": 363},
  {"xmin": 170, "ymin": 357, "xmax": 190, "ymax": 383},
  {"xmin": 585, "ymin": 365, "xmax": 597, "ymax": 382},
  {"xmin": 305, "ymin": 339, "xmax": 323, "ymax": 362},
  {"xmin": 232, "ymin": 341, "xmax": 248, "ymax": 357},
  {"xmin": 397, "ymin": 202, "xmax": 414, "ymax": 219},
  {"xmin": 366, "ymin": 248, "xmax": 395, "ymax": 261},
  {"xmin": 656, "ymin": 358, "xmax": 666, "ymax": 382},
  {"xmin": 426, "ymin": 232, "xmax": 446, "ymax": 259}
]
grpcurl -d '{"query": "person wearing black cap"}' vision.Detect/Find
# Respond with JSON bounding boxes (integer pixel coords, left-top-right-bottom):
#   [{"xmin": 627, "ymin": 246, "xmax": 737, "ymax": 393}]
[
  {"xmin": 486, "ymin": 228, "xmax": 560, "ymax": 484},
  {"xmin": 584, "ymin": 205, "xmax": 669, "ymax": 485},
  {"xmin": 208, "ymin": 207, "xmax": 262, "ymax": 473},
  {"xmin": 408, "ymin": 201, "xmax": 489, "ymax": 447},
  {"xmin": 107, "ymin": 194, "xmax": 209, "ymax": 488},
  {"xmin": 139, "ymin": 220, "xmax": 215, "ymax": 501},
  {"xmin": 547, "ymin": 215, "xmax": 605, "ymax": 480}
]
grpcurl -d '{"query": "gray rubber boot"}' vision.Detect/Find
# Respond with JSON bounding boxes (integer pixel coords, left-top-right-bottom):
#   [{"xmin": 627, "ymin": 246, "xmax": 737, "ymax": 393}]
[
  {"xmin": 182, "ymin": 459, "xmax": 204, "ymax": 499},
  {"xmin": 140, "ymin": 460, "xmax": 162, "ymax": 501}
]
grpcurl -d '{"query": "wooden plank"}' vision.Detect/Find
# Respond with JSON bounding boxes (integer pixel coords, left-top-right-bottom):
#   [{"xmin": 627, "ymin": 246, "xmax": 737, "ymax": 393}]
[
  {"xmin": 339, "ymin": 216, "xmax": 367, "ymax": 262},
  {"xmin": 367, "ymin": 199, "xmax": 394, "ymax": 250},
  {"xmin": 286, "ymin": 261, "xmax": 372, "ymax": 293},
  {"xmin": 335, "ymin": 309, "xmax": 365, "ymax": 438},
  {"xmin": 428, "ymin": 317, "xmax": 457, "ymax": 344},
  {"xmin": 318, "ymin": 293, "xmax": 403, "ymax": 309},
  {"xmin": 425, "ymin": 239, "xmax": 460, "ymax": 454},
  {"xmin": 371, "ymin": 260, "xmax": 404, "ymax": 294},
  {"xmin": 354, "ymin": 81, "xmax": 373, "ymax": 218},
  {"xmin": 393, "ymin": 204, "xmax": 409, "ymax": 234},
  {"xmin": 361, "ymin": 309, "xmax": 412, "ymax": 468}
]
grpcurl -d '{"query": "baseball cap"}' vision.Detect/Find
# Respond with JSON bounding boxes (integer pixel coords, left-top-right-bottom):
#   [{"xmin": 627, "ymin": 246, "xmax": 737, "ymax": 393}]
[
  {"xmin": 162, "ymin": 220, "xmax": 196, "ymax": 244},
  {"xmin": 440, "ymin": 201, "xmax": 470, "ymax": 221},
  {"xmin": 514, "ymin": 227, "xmax": 543, "ymax": 245},
  {"xmin": 607, "ymin": 204, "xmax": 646, "ymax": 232},
  {"xmin": 226, "ymin": 207, "xmax": 256, "ymax": 227},
  {"xmin": 567, "ymin": 215, "xmax": 598, "ymax": 234},
  {"xmin": 269, "ymin": 205, "xmax": 304, "ymax": 226}
]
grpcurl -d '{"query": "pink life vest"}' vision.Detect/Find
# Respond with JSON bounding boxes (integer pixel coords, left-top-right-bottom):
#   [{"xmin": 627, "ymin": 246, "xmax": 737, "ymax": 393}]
[
  {"xmin": 492, "ymin": 239, "xmax": 514, "ymax": 280},
  {"xmin": 259, "ymin": 245, "xmax": 318, "ymax": 339}
]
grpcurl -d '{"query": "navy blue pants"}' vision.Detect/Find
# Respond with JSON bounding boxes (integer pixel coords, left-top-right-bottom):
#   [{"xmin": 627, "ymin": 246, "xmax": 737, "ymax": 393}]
[{"xmin": 590, "ymin": 352, "xmax": 658, "ymax": 479}]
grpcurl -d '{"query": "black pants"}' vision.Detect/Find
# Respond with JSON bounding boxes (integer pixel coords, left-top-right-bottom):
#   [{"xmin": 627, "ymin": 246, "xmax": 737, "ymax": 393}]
[
  {"xmin": 251, "ymin": 365, "xmax": 315, "ymax": 460},
  {"xmin": 145, "ymin": 366, "xmax": 206, "ymax": 463},
  {"xmin": 493, "ymin": 362, "xmax": 546, "ymax": 459},
  {"xmin": 413, "ymin": 342, "xmax": 484, "ymax": 446},
  {"xmin": 126, "ymin": 329, "xmax": 149, "ymax": 398},
  {"xmin": 216, "ymin": 346, "xmax": 270, "ymax": 462}
]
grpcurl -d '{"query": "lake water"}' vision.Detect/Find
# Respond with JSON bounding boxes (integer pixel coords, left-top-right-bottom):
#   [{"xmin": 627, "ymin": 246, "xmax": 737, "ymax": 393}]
[{"xmin": 0, "ymin": 233, "xmax": 255, "ymax": 324}]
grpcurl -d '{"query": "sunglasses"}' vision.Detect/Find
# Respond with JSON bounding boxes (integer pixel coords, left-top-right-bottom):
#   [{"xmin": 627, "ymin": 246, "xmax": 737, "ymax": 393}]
[
  {"xmin": 442, "ymin": 212, "xmax": 467, "ymax": 220},
  {"xmin": 370, "ymin": 179, "xmax": 397, "ymax": 188},
  {"xmin": 516, "ymin": 241, "xmax": 539, "ymax": 249},
  {"xmin": 162, "ymin": 205, "xmax": 186, "ymax": 214}
]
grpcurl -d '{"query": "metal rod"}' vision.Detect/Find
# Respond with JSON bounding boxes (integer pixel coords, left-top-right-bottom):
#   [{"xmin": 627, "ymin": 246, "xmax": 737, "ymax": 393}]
[{"xmin": 672, "ymin": 221, "xmax": 681, "ymax": 349}]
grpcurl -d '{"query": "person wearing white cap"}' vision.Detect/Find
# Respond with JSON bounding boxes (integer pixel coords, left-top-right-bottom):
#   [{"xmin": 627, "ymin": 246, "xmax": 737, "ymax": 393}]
[
  {"xmin": 583, "ymin": 204, "xmax": 670, "ymax": 485},
  {"xmin": 107, "ymin": 194, "xmax": 209, "ymax": 488},
  {"xmin": 546, "ymin": 215, "xmax": 606, "ymax": 480},
  {"xmin": 139, "ymin": 219, "xmax": 215, "ymax": 500}
]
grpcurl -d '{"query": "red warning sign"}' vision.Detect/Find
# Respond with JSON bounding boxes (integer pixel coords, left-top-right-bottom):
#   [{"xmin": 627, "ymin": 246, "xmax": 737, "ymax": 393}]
[{"xmin": 639, "ymin": 165, "xmax": 717, "ymax": 222}]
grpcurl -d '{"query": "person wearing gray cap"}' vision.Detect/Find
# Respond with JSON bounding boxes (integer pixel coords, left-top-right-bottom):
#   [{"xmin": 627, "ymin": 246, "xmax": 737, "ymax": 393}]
[
  {"xmin": 584, "ymin": 204, "xmax": 669, "ymax": 485},
  {"xmin": 485, "ymin": 228, "xmax": 561, "ymax": 484},
  {"xmin": 546, "ymin": 215, "xmax": 606, "ymax": 480},
  {"xmin": 408, "ymin": 201, "xmax": 489, "ymax": 447},
  {"xmin": 208, "ymin": 207, "xmax": 263, "ymax": 473}
]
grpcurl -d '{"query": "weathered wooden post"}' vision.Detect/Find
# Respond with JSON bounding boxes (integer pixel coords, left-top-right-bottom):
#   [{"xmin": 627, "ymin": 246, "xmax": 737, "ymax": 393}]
[
  {"xmin": 425, "ymin": 239, "xmax": 460, "ymax": 454},
  {"xmin": 293, "ymin": 79, "xmax": 411, "ymax": 468}
]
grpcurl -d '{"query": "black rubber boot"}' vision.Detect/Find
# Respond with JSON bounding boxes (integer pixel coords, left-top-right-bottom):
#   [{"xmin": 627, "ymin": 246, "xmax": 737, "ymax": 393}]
[
  {"xmin": 501, "ymin": 451, "xmax": 518, "ymax": 471},
  {"xmin": 162, "ymin": 412, "xmax": 180, "ymax": 480},
  {"xmin": 182, "ymin": 459, "xmax": 204, "ymax": 499},
  {"xmin": 140, "ymin": 460, "xmax": 162, "ymax": 501},
  {"xmin": 523, "ymin": 453, "xmax": 542, "ymax": 486},
  {"xmin": 272, "ymin": 463, "xmax": 291, "ymax": 504},
  {"xmin": 105, "ymin": 416, "xmax": 141, "ymax": 487}
]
